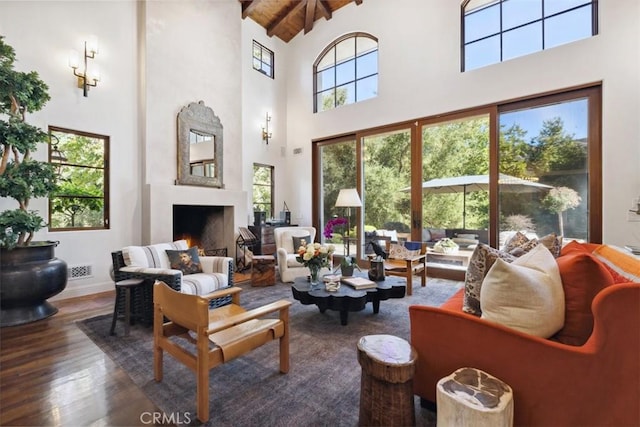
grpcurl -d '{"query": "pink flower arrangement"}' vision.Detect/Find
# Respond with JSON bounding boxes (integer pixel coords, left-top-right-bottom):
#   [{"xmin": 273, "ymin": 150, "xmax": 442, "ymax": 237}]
[{"xmin": 324, "ymin": 217, "xmax": 348, "ymax": 239}]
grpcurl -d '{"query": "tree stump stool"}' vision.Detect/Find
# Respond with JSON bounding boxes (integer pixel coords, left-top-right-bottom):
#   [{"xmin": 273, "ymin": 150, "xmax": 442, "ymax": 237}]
[
  {"xmin": 357, "ymin": 334, "xmax": 417, "ymax": 426},
  {"xmin": 436, "ymin": 367, "xmax": 513, "ymax": 427},
  {"xmin": 251, "ymin": 255, "xmax": 276, "ymax": 287}
]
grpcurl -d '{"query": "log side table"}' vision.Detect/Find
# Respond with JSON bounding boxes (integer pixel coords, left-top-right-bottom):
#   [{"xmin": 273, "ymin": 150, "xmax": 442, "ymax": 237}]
[
  {"xmin": 251, "ymin": 254, "xmax": 276, "ymax": 287},
  {"xmin": 436, "ymin": 367, "xmax": 513, "ymax": 427},
  {"xmin": 357, "ymin": 334, "xmax": 418, "ymax": 426}
]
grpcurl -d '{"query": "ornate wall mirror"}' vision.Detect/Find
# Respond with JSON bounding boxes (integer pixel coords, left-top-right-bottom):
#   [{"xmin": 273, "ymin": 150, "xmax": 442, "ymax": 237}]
[{"xmin": 177, "ymin": 101, "xmax": 223, "ymax": 188}]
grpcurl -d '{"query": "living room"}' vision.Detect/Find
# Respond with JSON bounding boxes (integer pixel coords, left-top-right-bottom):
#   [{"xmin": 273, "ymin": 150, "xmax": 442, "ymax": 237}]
[
  {"xmin": 0, "ymin": 0, "xmax": 639, "ymax": 425},
  {"xmin": 0, "ymin": 0, "xmax": 637, "ymax": 300}
]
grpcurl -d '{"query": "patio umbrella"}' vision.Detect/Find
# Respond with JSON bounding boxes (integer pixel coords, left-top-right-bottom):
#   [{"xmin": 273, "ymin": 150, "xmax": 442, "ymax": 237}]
[{"xmin": 402, "ymin": 174, "xmax": 553, "ymax": 228}]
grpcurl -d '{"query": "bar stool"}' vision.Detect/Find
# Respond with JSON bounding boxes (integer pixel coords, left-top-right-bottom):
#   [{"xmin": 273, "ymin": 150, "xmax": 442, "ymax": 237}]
[{"xmin": 109, "ymin": 267, "xmax": 144, "ymax": 336}]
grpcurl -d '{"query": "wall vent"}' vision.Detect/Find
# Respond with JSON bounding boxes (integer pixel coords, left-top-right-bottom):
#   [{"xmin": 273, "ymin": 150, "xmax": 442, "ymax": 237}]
[
  {"xmin": 68, "ymin": 264, "xmax": 93, "ymax": 281},
  {"xmin": 293, "ymin": 147, "xmax": 303, "ymax": 155}
]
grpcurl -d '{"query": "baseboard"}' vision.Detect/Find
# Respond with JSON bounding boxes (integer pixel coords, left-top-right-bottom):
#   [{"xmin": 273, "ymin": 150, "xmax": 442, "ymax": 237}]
[{"xmin": 49, "ymin": 281, "xmax": 113, "ymax": 301}]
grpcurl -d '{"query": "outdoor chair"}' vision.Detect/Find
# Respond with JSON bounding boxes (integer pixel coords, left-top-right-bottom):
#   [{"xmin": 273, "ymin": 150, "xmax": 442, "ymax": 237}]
[
  {"xmin": 153, "ymin": 281, "xmax": 291, "ymax": 423},
  {"xmin": 383, "ymin": 240, "xmax": 427, "ymax": 296}
]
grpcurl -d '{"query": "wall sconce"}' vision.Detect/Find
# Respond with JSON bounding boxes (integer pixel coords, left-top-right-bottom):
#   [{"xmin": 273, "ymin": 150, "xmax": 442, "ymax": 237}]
[
  {"xmin": 69, "ymin": 36, "xmax": 99, "ymax": 97},
  {"xmin": 262, "ymin": 113, "xmax": 272, "ymax": 144}
]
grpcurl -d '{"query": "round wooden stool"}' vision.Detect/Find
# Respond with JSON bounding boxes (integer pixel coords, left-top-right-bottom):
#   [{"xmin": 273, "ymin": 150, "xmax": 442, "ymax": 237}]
[
  {"xmin": 436, "ymin": 367, "xmax": 513, "ymax": 427},
  {"xmin": 357, "ymin": 334, "xmax": 418, "ymax": 426}
]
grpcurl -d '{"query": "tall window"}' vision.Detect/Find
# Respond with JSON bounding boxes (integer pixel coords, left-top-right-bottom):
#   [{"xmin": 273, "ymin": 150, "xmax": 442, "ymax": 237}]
[
  {"xmin": 253, "ymin": 40, "xmax": 274, "ymax": 78},
  {"xmin": 314, "ymin": 32, "xmax": 378, "ymax": 113},
  {"xmin": 314, "ymin": 84, "xmax": 601, "ymax": 264},
  {"xmin": 48, "ymin": 127, "xmax": 109, "ymax": 230},
  {"xmin": 253, "ymin": 164, "xmax": 274, "ymax": 218},
  {"xmin": 463, "ymin": 0, "xmax": 598, "ymax": 71}
]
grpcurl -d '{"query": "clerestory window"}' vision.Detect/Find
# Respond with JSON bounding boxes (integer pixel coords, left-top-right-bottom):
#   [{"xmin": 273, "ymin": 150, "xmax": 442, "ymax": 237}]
[
  {"xmin": 314, "ymin": 32, "xmax": 378, "ymax": 113},
  {"xmin": 462, "ymin": 0, "xmax": 598, "ymax": 71}
]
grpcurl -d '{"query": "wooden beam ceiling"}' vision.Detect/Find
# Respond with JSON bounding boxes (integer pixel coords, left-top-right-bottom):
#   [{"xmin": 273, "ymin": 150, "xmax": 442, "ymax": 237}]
[{"xmin": 239, "ymin": 0, "xmax": 361, "ymax": 43}]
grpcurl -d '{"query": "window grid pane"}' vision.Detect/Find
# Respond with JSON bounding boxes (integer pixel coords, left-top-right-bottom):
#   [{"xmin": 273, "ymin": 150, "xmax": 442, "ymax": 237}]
[
  {"xmin": 314, "ymin": 33, "xmax": 378, "ymax": 112},
  {"xmin": 252, "ymin": 40, "xmax": 274, "ymax": 79},
  {"xmin": 462, "ymin": 0, "xmax": 596, "ymax": 71}
]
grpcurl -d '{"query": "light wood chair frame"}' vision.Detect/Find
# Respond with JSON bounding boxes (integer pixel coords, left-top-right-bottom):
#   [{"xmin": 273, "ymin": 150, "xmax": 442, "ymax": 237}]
[
  {"xmin": 153, "ymin": 281, "xmax": 291, "ymax": 423},
  {"xmin": 383, "ymin": 240, "xmax": 427, "ymax": 296}
]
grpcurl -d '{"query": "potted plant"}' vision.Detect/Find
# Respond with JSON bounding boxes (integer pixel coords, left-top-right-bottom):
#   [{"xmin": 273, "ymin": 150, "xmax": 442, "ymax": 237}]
[
  {"xmin": 338, "ymin": 255, "xmax": 361, "ymax": 277},
  {"xmin": 0, "ymin": 36, "xmax": 67, "ymax": 327},
  {"xmin": 433, "ymin": 237, "xmax": 459, "ymax": 254}
]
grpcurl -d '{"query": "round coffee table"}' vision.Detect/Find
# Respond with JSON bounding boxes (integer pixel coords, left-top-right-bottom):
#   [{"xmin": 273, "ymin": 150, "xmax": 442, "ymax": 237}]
[{"xmin": 291, "ymin": 275, "xmax": 405, "ymax": 325}]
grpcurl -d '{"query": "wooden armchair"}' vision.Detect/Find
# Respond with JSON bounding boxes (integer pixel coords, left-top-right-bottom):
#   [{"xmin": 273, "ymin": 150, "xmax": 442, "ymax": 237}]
[
  {"xmin": 153, "ymin": 281, "xmax": 291, "ymax": 423},
  {"xmin": 384, "ymin": 240, "xmax": 427, "ymax": 296}
]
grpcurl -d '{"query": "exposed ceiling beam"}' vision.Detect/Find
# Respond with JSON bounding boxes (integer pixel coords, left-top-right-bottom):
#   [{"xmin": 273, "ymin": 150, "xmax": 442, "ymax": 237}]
[
  {"xmin": 239, "ymin": 0, "xmax": 261, "ymax": 19},
  {"xmin": 317, "ymin": 0, "xmax": 332, "ymax": 20},
  {"xmin": 304, "ymin": 0, "xmax": 317, "ymax": 34},
  {"xmin": 267, "ymin": 0, "xmax": 307, "ymax": 38}
]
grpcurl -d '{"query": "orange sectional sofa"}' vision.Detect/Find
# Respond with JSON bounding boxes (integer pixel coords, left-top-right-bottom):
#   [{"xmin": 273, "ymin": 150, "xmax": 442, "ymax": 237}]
[{"xmin": 409, "ymin": 242, "xmax": 640, "ymax": 426}]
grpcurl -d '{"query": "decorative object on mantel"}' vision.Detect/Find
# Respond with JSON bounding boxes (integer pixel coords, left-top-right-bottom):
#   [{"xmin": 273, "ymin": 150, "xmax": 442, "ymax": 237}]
[
  {"xmin": 0, "ymin": 36, "xmax": 67, "ymax": 327},
  {"xmin": 176, "ymin": 101, "xmax": 223, "ymax": 188}
]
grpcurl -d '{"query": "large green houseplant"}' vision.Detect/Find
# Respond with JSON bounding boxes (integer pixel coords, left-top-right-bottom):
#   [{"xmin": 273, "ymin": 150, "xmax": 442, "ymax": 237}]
[
  {"xmin": 0, "ymin": 35, "xmax": 58, "ymax": 247},
  {"xmin": 0, "ymin": 35, "xmax": 66, "ymax": 327}
]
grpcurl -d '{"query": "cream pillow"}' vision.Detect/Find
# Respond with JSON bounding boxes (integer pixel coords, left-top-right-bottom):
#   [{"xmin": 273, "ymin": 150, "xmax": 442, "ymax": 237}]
[{"xmin": 480, "ymin": 244, "xmax": 565, "ymax": 338}]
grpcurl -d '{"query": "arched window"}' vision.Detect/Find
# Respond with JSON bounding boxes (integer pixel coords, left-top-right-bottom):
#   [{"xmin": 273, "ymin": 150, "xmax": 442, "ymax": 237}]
[
  {"xmin": 314, "ymin": 32, "xmax": 378, "ymax": 113},
  {"xmin": 462, "ymin": 0, "xmax": 598, "ymax": 71}
]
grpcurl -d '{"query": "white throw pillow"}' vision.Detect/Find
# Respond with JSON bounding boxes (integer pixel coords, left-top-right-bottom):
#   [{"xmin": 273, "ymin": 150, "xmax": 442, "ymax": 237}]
[{"xmin": 480, "ymin": 244, "xmax": 565, "ymax": 338}]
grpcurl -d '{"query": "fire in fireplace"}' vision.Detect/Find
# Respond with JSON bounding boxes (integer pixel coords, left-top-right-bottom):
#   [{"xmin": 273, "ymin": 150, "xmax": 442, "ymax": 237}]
[{"xmin": 173, "ymin": 205, "xmax": 228, "ymax": 256}]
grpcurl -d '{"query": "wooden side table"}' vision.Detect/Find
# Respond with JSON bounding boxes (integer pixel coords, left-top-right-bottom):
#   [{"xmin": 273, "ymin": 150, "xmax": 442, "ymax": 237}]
[
  {"xmin": 252, "ymin": 254, "xmax": 276, "ymax": 286},
  {"xmin": 109, "ymin": 278, "xmax": 145, "ymax": 337},
  {"xmin": 357, "ymin": 334, "xmax": 417, "ymax": 426}
]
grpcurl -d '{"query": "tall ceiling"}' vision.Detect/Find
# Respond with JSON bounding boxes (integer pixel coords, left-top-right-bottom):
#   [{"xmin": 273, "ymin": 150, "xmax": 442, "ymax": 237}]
[{"xmin": 239, "ymin": 0, "xmax": 363, "ymax": 43}]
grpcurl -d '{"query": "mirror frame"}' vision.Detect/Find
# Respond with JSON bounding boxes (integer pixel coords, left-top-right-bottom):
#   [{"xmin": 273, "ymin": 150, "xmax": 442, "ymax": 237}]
[{"xmin": 177, "ymin": 100, "xmax": 223, "ymax": 188}]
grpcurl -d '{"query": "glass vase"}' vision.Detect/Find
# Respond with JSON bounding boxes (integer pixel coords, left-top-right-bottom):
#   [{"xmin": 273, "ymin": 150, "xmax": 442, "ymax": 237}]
[{"xmin": 309, "ymin": 264, "xmax": 320, "ymax": 290}]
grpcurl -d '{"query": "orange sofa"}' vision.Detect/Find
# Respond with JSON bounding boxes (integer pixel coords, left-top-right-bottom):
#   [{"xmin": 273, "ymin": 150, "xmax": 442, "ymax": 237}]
[{"xmin": 409, "ymin": 243, "xmax": 640, "ymax": 426}]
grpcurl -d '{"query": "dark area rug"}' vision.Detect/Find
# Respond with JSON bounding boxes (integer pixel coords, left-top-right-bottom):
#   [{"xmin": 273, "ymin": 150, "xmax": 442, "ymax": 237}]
[{"xmin": 77, "ymin": 277, "xmax": 462, "ymax": 426}]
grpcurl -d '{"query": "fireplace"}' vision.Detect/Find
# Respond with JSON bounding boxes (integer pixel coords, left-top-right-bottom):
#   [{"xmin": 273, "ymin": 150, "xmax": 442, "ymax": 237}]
[{"xmin": 173, "ymin": 204, "xmax": 232, "ymax": 256}]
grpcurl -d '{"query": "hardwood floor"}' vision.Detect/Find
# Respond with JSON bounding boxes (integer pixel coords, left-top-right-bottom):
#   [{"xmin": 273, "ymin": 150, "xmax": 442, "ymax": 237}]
[
  {"xmin": 0, "ymin": 291, "xmax": 165, "ymax": 427},
  {"xmin": 0, "ymin": 273, "xmax": 253, "ymax": 427}
]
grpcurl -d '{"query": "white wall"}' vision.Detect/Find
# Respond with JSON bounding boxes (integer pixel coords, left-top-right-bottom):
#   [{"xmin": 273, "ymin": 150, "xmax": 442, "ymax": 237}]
[
  {"xmin": 284, "ymin": 0, "xmax": 640, "ymax": 246},
  {"xmin": 0, "ymin": 1, "xmax": 140, "ymax": 299},
  {"xmin": 240, "ymin": 19, "xmax": 291, "ymax": 224}
]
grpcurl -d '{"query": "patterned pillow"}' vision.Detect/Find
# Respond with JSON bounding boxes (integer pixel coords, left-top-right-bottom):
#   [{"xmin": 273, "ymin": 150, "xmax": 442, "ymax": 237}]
[
  {"xmin": 538, "ymin": 233, "xmax": 563, "ymax": 258},
  {"xmin": 389, "ymin": 243, "xmax": 420, "ymax": 259},
  {"xmin": 463, "ymin": 243, "xmax": 516, "ymax": 316},
  {"xmin": 166, "ymin": 247, "xmax": 203, "ymax": 275},
  {"xmin": 292, "ymin": 235, "xmax": 311, "ymax": 251},
  {"xmin": 503, "ymin": 231, "xmax": 531, "ymax": 253}
]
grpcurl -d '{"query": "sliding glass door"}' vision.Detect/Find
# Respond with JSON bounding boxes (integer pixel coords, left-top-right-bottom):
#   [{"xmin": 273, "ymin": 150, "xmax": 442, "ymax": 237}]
[
  {"xmin": 318, "ymin": 138, "xmax": 357, "ymax": 256},
  {"xmin": 499, "ymin": 93, "xmax": 593, "ymax": 245}
]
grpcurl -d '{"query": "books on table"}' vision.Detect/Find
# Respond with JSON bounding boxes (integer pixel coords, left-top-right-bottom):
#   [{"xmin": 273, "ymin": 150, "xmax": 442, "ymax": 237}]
[{"xmin": 341, "ymin": 276, "xmax": 377, "ymax": 290}]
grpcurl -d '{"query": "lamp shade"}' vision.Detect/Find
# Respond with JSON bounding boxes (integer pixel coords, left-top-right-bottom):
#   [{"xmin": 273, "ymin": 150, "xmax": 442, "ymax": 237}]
[{"xmin": 335, "ymin": 188, "xmax": 362, "ymax": 208}]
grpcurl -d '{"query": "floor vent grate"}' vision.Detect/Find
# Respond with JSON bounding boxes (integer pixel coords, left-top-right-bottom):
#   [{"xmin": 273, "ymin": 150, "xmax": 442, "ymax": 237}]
[{"xmin": 68, "ymin": 264, "xmax": 93, "ymax": 280}]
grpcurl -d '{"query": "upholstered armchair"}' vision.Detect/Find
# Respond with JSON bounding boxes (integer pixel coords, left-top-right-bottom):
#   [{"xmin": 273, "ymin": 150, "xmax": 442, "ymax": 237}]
[
  {"xmin": 111, "ymin": 240, "xmax": 234, "ymax": 323},
  {"xmin": 274, "ymin": 226, "xmax": 317, "ymax": 282}
]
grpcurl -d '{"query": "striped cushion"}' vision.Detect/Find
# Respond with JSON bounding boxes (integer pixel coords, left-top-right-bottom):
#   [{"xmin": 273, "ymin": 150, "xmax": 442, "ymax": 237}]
[
  {"xmin": 181, "ymin": 272, "xmax": 228, "ymax": 295},
  {"xmin": 122, "ymin": 240, "xmax": 188, "ymax": 268},
  {"xmin": 592, "ymin": 245, "xmax": 640, "ymax": 283}
]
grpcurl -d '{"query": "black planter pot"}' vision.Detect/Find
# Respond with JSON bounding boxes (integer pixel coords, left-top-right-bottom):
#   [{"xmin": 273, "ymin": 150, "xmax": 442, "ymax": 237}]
[{"xmin": 0, "ymin": 241, "xmax": 67, "ymax": 327}]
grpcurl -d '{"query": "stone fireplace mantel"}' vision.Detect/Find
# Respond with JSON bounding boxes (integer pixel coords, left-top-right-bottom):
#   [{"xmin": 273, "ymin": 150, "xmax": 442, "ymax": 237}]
[{"xmin": 143, "ymin": 184, "xmax": 248, "ymax": 257}]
